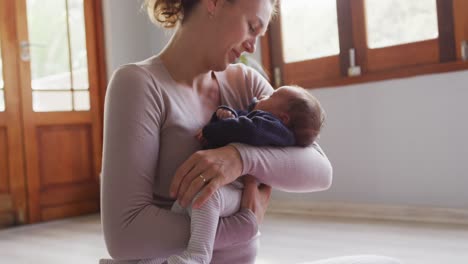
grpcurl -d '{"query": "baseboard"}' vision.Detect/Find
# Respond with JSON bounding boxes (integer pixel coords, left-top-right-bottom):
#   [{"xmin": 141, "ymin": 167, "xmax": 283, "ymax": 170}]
[{"xmin": 267, "ymin": 200, "xmax": 468, "ymax": 225}]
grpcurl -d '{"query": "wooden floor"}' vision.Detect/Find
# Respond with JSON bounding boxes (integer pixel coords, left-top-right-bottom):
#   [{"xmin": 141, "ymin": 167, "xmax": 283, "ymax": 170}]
[{"xmin": 0, "ymin": 213, "xmax": 467, "ymax": 264}]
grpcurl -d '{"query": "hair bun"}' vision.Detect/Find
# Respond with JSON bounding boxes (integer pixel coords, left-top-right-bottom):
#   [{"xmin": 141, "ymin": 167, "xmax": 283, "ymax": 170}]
[{"xmin": 145, "ymin": 0, "xmax": 200, "ymax": 28}]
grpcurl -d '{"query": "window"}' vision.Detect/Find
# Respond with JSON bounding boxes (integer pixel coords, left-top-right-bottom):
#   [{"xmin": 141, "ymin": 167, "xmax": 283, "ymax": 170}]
[
  {"xmin": 365, "ymin": 0, "xmax": 439, "ymax": 49},
  {"xmin": 0, "ymin": 36, "xmax": 4, "ymax": 112},
  {"xmin": 27, "ymin": 0, "xmax": 90, "ymax": 112},
  {"xmin": 280, "ymin": 1, "xmax": 340, "ymax": 62},
  {"xmin": 264, "ymin": 0, "xmax": 468, "ymax": 88}
]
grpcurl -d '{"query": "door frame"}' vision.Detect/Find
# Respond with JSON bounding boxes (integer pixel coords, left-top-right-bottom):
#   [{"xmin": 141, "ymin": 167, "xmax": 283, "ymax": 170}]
[
  {"xmin": 0, "ymin": 0, "xmax": 28, "ymax": 226},
  {"xmin": 15, "ymin": 0, "xmax": 107, "ymax": 223}
]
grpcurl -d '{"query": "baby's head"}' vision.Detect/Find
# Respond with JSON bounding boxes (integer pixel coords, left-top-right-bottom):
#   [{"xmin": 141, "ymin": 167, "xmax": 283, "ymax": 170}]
[{"xmin": 254, "ymin": 86, "xmax": 325, "ymax": 147}]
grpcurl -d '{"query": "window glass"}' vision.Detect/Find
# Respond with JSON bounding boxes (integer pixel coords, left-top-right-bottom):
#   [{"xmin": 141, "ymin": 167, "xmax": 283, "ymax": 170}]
[
  {"xmin": 32, "ymin": 91, "xmax": 73, "ymax": 112},
  {"xmin": 27, "ymin": 0, "xmax": 89, "ymax": 111},
  {"xmin": 73, "ymin": 90, "xmax": 90, "ymax": 111},
  {"xmin": 0, "ymin": 37, "xmax": 4, "ymax": 112},
  {"xmin": 280, "ymin": 0, "xmax": 340, "ymax": 63},
  {"xmin": 0, "ymin": 91, "xmax": 4, "ymax": 112},
  {"xmin": 365, "ymin": 0, "xmax": 439, "ymax": 49},
  {"xmin": 69, "ymin": 0, "xmax": 89, "ymax": 90}
]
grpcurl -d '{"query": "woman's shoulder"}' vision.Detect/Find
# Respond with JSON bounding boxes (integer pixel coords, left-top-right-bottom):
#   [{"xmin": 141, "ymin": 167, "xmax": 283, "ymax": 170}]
[
  {"xmin": 108, "ymin": 57, "xmax": 171, "ymax": 93},
  {"xmin": 220, "ymin": 63, "xmax": 273, "ymax": 96},
  {"xmin": 222, "ymin": 63, "xmax": 260, "ymax": 82},
  {"xmin": 106, "ymin": 61, "xmax": 170, "ymax": 111},
  {"xmin": 106, "ymin": 60, "xmax": 167, "ymax": 117},
  {"xmin": 110, "ymin": 63, "xmax": 149, "ymax": 83},
  {"xmin": 111, "ymin": 57, "xmax": 166, "ymax": 83}
]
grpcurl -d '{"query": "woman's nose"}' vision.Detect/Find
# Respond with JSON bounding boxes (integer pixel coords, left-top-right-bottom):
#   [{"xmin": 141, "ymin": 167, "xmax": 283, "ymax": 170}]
[{"xmin": 243, "ymin": 38, "xmax": 257, "ymax": 53}]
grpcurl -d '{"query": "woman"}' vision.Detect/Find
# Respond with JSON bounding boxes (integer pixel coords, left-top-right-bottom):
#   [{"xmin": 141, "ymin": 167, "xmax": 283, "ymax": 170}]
[{"xmin": 100, "ymin": 0, "xmax": 400, "ymax": 263}]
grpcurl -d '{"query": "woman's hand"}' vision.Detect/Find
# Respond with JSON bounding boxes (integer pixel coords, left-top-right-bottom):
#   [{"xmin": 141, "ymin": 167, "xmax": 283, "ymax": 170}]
[
  {"xmin": 195, "ymin": 129, "xmax": 207, "ymax": 145},
  {"xmin": 170, "ymin": 145, "xmax": 243, "ymax": 208},
  {"xmin": 241, "ymin": 175, "xmax": 272, "ymax": 224}
]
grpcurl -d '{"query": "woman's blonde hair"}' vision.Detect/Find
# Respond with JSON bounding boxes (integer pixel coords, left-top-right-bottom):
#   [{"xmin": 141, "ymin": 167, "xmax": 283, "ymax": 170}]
[
  {"xmin": 144, "ymin": 0, "xmax": 198, "ymax": 28},
  {"xmin": 144, "ymin": 0, "xmax": 277, "ymax": 29}
]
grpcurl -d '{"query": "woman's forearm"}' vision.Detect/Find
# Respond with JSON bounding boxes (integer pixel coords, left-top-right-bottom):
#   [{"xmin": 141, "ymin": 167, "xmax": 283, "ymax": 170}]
[
  {"xmin": 231, "ymin": 142, "xmax": 332, "ymax": 192},
  {"xmin": 101, "ymin": 199, "xmax": 257, "ymax": 259}
]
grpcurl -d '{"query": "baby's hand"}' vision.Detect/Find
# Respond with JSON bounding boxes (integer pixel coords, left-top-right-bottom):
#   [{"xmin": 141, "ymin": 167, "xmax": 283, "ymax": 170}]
[
  {"xmin": 216, "ymin": 109, "xmax": 235, "ymax": 119},
  {"xmin": 195, "ymin": 129, "xmax": 207, "ymax": 145}
]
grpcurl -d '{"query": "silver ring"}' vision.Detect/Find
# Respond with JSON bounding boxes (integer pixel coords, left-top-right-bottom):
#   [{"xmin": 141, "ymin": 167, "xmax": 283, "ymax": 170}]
[{"xmin": 199, "ymin": 174, "xmax": 207, "ymax": 183}]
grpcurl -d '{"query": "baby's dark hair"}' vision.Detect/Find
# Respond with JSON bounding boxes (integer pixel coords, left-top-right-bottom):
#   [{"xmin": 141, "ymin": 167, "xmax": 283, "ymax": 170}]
[{"xmin": 285, "ymin": 86, "xmax": 325, "ymax": 147}]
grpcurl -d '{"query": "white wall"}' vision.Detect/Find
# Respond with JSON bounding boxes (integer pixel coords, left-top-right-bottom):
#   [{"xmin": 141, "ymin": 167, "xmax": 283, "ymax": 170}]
[
  {"xmin": 102, "ymin": 2, "xmax": 468, "ymax": 210},
  {"xmin": 102, "ymin": 0, "xmax": 162, "ymax": 77},
  {"xmin": 275, "ymin": 70, "xmax": 468, "ymax": 210}
]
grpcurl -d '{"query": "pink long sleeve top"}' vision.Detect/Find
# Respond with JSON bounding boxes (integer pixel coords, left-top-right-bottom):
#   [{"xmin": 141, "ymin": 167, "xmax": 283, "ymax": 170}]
[{"xmin": 100, "ymin": 56, "xmax": 333, "ymax": 262}]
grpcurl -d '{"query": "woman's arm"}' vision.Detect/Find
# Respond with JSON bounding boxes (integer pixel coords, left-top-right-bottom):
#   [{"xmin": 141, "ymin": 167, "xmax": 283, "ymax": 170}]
[
  {"xmin": 231, "ymin": 142, "xmax": 333, "ymax": 192},
  {"xmin": 169, "ymin": 64, "xmax": 331, "ymax": 208},
  {"xmin": 101, "ymin": 65, "xmax": 189, "ymax": 259},
  {"xmin": 232, "ymin": 65, "xmax": 333, "ymax": 192},
  {"xmin": 101, "ymin": 65, "xmax": 257, "ymax": 259}
]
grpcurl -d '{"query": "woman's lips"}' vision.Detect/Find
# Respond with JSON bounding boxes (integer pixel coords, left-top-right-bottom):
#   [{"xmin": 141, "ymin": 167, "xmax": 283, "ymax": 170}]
[
  {"xmin": 229, "ymin": 50, "xmax": 240, "ymax": 63},
  {"xmin": 232, "ymin": 49, "xmax": 241, "ymax": 60}
]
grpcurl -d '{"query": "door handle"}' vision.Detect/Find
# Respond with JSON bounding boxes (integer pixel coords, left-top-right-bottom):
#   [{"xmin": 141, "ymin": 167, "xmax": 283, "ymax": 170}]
[
  {"xmin": 20, "ymin": 41, "xmax": 30, "ymax": 61},
  {"xmin": 19, "ymin": 41, "xmax": 46, "ymax": 62}
]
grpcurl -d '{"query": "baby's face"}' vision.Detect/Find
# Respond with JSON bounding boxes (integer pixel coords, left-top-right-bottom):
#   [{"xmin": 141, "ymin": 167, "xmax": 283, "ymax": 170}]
[{"xmin": 254, "ymin": 86, "xmax": 300, "ymax": 116}]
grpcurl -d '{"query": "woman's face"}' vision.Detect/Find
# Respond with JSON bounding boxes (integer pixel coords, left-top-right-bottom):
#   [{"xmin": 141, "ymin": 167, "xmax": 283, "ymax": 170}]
[{"xmin": 207, "ymin": 0, "xmax": 273, "ymax": 70}]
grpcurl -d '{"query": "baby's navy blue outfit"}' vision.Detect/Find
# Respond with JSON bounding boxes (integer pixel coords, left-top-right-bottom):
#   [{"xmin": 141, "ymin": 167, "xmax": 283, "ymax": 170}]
[{"xmin": 202, "ymin": 99, "xmax": 295, "ymax": 148}]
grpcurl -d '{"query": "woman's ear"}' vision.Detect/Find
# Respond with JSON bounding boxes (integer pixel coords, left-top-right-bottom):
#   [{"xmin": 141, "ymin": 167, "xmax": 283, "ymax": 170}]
[{"xmin": 203, "ymin": 0, "xmax": 219, "ymax": 14}]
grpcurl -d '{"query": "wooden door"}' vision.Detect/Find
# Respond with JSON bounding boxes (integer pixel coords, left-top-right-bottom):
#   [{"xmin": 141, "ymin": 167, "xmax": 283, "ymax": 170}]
[
  {"xmin": 0, "ymin": 0, "xmax": 28, "ymax": 227},
  {"xmin": 13, "ymin": 0, "xmax": 105, "ymax": 223}
]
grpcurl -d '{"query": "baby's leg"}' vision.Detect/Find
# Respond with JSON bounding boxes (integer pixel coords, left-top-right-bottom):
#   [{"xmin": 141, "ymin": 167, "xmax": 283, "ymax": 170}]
[{"xmin": 166, "ymin": 188, "xmax": 226, "ymax": 264}]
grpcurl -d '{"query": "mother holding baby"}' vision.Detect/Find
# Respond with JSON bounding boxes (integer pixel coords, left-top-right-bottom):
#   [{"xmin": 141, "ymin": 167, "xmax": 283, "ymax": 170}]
[{"xmin": 100, "ymin": 0, "xmax": 401, "ymax": 263}]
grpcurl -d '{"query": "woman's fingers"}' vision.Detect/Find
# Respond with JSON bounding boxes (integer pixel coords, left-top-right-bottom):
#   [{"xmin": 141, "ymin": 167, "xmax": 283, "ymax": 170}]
[
  {"xmin": 192, "ymin": 179, "xmax": 221, "ymax": 209},
  {"xmin": 241, "ymin": 175, "xmax": 257, "ymax": 210},
  {"xmin": 241, "ymin": 175, "xmax": 272, "ymax": 225},
  {"xmin": 258, "ymin": 184, "xmax": 272, "ymax": 207},
  {"xmin": 178, "ymin": 174, "xmax": 207, "ymax": 207},
  {"xmin": 178, "ymin": 166, "xmax": 217, "ymax": 207},
  {"xmin": 171, "ymin": 146, "xmax": 243, "ymax": 207},
  {"xmin": 170, "ymin": 154, "xmax": 199, "ymax": 198},
  {"xmin": 177, "ymin": 165, "xmax": 204, "ymax": 202}
]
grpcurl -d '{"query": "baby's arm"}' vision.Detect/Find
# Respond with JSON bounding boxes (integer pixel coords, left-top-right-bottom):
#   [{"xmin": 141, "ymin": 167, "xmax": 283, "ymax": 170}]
[
  {"xmin": 202, "ymin": 114, "xmax": 295, "ymax": 147},
  {"xmin": 196, "ymin": 106, "xmax": 239, "ymax": 145}
]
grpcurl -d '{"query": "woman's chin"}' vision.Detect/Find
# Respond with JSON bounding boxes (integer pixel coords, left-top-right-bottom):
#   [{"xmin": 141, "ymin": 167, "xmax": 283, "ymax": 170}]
[{"xmin": 211, "ymin": 61, "xmax": 229, "ymax": 72}]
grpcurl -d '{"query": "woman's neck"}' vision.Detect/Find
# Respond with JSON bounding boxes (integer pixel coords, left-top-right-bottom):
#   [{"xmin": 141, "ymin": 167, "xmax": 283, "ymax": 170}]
[{"xmin": 158, "ymin": 27, "xmax": 211, "ymax": 87}]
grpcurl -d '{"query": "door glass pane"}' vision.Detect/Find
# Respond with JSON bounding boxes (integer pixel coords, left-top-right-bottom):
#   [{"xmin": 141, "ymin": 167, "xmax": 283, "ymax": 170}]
[
  {"xmin": 74, "ymin": 91, "xmax": 90, "ymax": 111},
  {"xmin": 280, "ymin": 0, "xmax": 340, "ymax": 63},
  {"xmin": 0, "ymin": 38, "xmax": 4, "ymax": 112},
  {"xmin": 0, "ymin": 91, "xmax": 4, "ymax": 112},
  {"xmin": 69, "ymin": 0, "xmax": 89, "ymax": 90},
  {"xmin": 365, "ymin": 0, "xmax": 439, "ymax": 49},
  {"xmin": 27, "ymin": 0, "xmax": 90, "ymax": 112},
  {"xmin": 33, "ymin": 91, "xmax": 72, "ymax": 112},
  {"xmin": 27, "ymin": 0, "xmax": 71, "ymax": 90}
]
